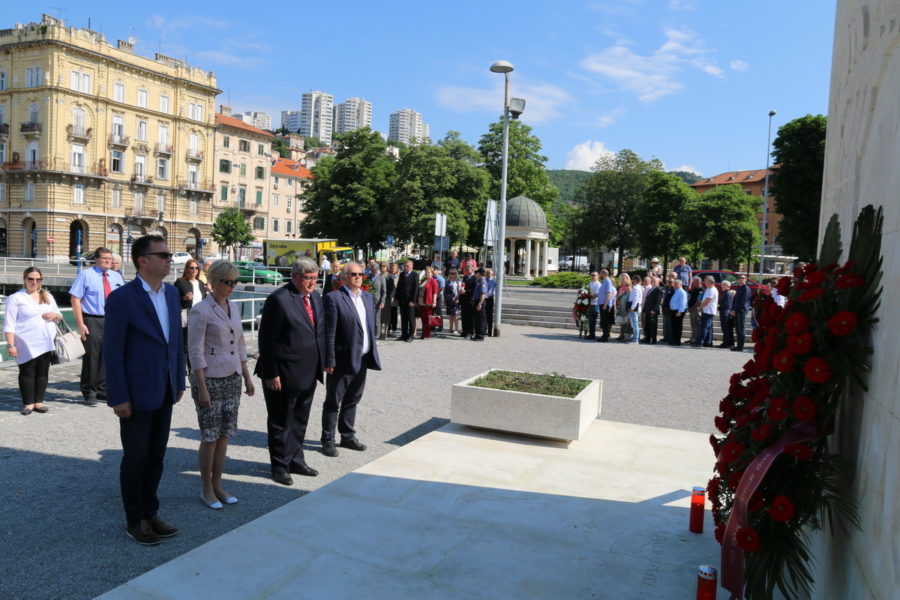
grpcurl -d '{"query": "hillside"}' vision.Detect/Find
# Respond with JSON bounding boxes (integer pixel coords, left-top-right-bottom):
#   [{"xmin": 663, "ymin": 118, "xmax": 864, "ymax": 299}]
[{"xmin": 547, "ymin": 169, "xmax": 593, "ymax": 204}]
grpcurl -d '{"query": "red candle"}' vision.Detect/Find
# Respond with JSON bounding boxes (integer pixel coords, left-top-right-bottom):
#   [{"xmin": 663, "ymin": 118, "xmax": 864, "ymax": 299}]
[
  {"xmin": 690, "ymin": 486, "xmax": 705, "ymax": 533},
  {"xmin": 696, "ymin": 564, "xmax": 717, "ymax": 600}
]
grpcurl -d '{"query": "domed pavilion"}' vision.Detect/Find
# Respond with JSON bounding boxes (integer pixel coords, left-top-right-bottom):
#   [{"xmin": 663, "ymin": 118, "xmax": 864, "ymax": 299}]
[{"xmin": 505, "ymin": 195, "xmax": 550, "ymax": 279}]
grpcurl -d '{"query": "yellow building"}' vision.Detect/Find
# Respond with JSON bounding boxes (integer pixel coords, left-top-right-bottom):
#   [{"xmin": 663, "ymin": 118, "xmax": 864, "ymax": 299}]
[
  {"xmin": 269, "ymin": 157, "xmax": 312, "ymax": 241},
  {"xmin": 0, "ymin": 14, "xmax": 220, "ymax": 260}
]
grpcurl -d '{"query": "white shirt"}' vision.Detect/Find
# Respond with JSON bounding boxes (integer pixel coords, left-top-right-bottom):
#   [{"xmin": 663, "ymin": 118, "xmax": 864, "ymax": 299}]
[
  {"xmin": 3, "ymin": 290, "xmax": 61, "ymax": 364},
  {"xmin": 589, "ymin": 280, "xmax": 601, "ymax": 306},
  {"xmin": 771, "ymin": 290, "xmax": 787, "ymax": 307},
  {"xmin": 321, "ymin": 258, "xmax": 331, "ymax": 274},
  {"xmin": 137, "ymin": 275, "xmax": 170, "ymax": 343},
  {"xmin": 628, "ymin": 284, "xmax": 642, "ymax": 311},
  {"xmin": 701, "ymin": 286, "xmax": 719, "ymax": 315},
  {"xmin": 189, "ymin": 279, "xmax": 203, "ymax": 307},
  {"xmin": 346, "ymin": 286, "xmax": 370, "ymax": 355}
]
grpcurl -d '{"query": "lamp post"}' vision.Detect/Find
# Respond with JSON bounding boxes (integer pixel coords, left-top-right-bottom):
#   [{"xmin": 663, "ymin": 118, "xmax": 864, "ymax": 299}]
[
  {"xmin": 759, "ymin": 109, "xmax": 776, "ymax": 281},
  {"xmin": 490, "ymin": 59, "xmax": 513, "ymax": 337}
]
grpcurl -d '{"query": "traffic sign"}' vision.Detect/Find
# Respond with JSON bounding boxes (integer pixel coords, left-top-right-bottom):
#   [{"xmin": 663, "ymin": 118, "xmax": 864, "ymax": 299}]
[{"xmin": 47, "ymin": 236, "xmax": 54, "ymax": 242}]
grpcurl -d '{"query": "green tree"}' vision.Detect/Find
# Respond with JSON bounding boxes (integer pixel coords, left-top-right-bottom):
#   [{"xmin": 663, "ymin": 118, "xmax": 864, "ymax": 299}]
[
  {"xmin": 478, "ymin": 119, "xmax": 558, "ymax": 210},
  {"xmin": 771, "ymin": 114, "xmax": 827, "ymax": 261},
  {"xmin": 271, "ymin": 137, "xmax": 290, "ymax": 159},
  {"xmin": 299, "ymin": 127, "xmax": 396, "ymax": 250},
  {"xmin": 211, "ymin": 208, "xmax": 254, "ymax": 259},
  {"xmin": 683, "ymin": 184, "xmax": 762, "ymax": 266},
  {"xmin": 669, "ymin": 170, "xmax": 702, "ymax": 185},
  {"xmin": 303, "ymin": 136, "xmax": 323, "ymax": 149},
  {"xmin": 547, "ymin": 170, "xmax": 593, "ymax": 204},
  {"xmin": 634, "ymin": 171, "xmax": 694, "ymax": 275},
  {"xmin": 573, "ymin": 149, "xmax": 663, "ymax": 274}
]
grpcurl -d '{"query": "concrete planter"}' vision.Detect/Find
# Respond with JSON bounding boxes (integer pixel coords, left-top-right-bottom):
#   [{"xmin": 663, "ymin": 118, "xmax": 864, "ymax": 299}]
[{"xmin": 451, "ymin": 370, "xmax": 602, "ymax": 442}]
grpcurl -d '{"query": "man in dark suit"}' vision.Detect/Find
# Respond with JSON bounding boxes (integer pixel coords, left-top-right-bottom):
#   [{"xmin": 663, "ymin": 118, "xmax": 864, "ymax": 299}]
[
  {"xmin": 255, "ymin": 257, "xmax": 325, "ymax": 485},
  {"xmin": 321, "ymin": 262, "xmax": 382, "ymax": 457},
  {"xmin": 459, "ymin": 264, "xmax": 476, "ymax": 338},
  {"xmin": 394, "ymin": 260, "xmax": 418, "ymax": 342},
  {"xmin": 104, "ymin": 235, "xmax": 185, "ymax": 546},
  {"xmin": 641, "ymin": 276, "xmax": 663, "ymax": 344},
  {"xmin": 730, "ymin": 274, "xmax": 752, "ymax": 351}
]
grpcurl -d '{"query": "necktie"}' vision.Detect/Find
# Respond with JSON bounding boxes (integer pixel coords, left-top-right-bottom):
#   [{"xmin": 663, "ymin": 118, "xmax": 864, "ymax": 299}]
[
  {"xmin": 304, "ymin": 295, "xmax": 315, "ymax": 326},
  {"xmin": 102, "ymin": 272, "xmax": 111, "ymax": 299}
]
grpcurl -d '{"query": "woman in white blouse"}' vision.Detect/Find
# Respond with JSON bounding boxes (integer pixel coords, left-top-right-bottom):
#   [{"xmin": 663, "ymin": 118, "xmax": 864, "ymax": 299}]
[{"xmin": 3, "ymin": 267, "xmax": 63, "ymax": 415}]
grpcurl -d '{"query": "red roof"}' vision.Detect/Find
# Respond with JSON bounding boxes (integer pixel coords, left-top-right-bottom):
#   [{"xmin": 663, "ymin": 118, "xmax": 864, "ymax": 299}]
[
  {"xmin": 272, "ymin": 158, "xmax": 313, "ymax": 179},
  {"xmin": 214, "ymin": 113, "xmax": 273, "ymax": 137},
  {"xmin": 691, "ymin": 168, "xmax": 772, "ymax": 187}
]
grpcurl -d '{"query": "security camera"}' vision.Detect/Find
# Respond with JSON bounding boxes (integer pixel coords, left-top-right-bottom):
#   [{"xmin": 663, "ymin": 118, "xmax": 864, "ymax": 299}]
[{"xmin": 508, "ymin": 97, "xmax": 526, "ymax": 119}]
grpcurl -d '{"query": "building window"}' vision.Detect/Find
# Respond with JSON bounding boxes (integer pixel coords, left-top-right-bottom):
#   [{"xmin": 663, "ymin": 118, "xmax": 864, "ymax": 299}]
[
  {"xmin": 253, "ymin": 217, "xmax": 265, "ymax": 230},
  {"xmin": 0, "ymin": 72, "xmax": 5, "ymax": 91},
  {"xmin": 219, "ymin": 159, "xmax": 231, "ymax": 173},
  {"xmin": 111, "ymin": 150, "xmax": 124, "ymax": 173},
  {"xmin": 0, "ymin": 143, "xmax": 5, "ymax": 165},
  {"xmin": 158, "ymin": 124, "xmax": 169, "ymax": 146},
  {"xmin": 134, "ymin": 155, "xmax": 146, "ymax": 177},
  {"xmin": 26, "ymin": 67, "xmax": 43, "ymax": 87},
  {"xmin": 159, "ymin": 94, "xmax": 169, "ymax": 113},
  {"xmin": 239, "ymin": 140, "xmax": 250, "ymax": 152},
  {"xmin": 255, "ymin": 166, "xmax": 265, "ymax": 179},
  {"xmin": 239, "ymin": 163, "xmax": 247, "ymax": 177},
  {"xmin": 188, "ymin": 164, "xmax": 198, "ymax": 186},
  {"xmin": 257, "ymin": 143, "xmax": 265, "ymax": 155},
  {"xmin": 189, "ymin": 199, "xmax": 198, "ymax": 215},
  {"xmin": 286, "ymin": 220, "xmax": 292, "ymax": 234},
  {"xmin": 287, "ymin": 178, "xmax": 293, "ymax": 188},
  {"xmin": 137, "ymin": 89, "xmax": 148, "ymax": 108},
  {"xmin": 238, "ymin": 187, "xmax": 246, "ymax": 206},
  {"xmin": 24, "ymin": 181, "xmax": 34, "ymax": 202},
  {"xmin": 70, "ymin": 70, "xmax": 91, "ymax": 93},
  {"xmin": 273, "ymin": 194, "xmax": 279, "ymax": 207},
  {"xmin": 28, "ymin": 103, "xmax": 39, "ymax": 124},
  {"xmin": 72, "ymin": 107, "xmax": 85, "ymax": 131},
  {"xmin": 189, "ymin": 133, "xmax": 199, "ymax": 154},
  {"xmin": 137, "ymin": 120, "xmax": 147, "ymax": 141},
  {"xmin": 273, "ymin": 218, "xmax": 279, "ymax": 233},
  {"xmin": 286, "ymin": 197, "xmax": 292, "ymax": 213},
  {"xmin": 157, "ymin": 158, "xmax": 169, "ymax": 180},
  {"xmin": 0, "ymin": 182, "xmax": 5, "ymax": 202},
  {"xmin": 255, "ymin": 189, "xmax": 263, "ymax": 206},
  {"xmin": 112, "ymin": 115, "xmax": 125, "ymax": 139},
  {"xmin": 71, "ymin": 144, "xmax": 86, "ymax": 173},
  {"xmin": 27, "ymin": 141, "xmax": 39, "ymax": 163},
  {"xmin": 220, "ymin": 185, "xmax": 228, "ymax": 202},
  {"xmin": 157, "ymin": 193, "xmax": 165, "ymax": 213},
  {"xmin": 189, "ymin": 103, "xmax": 203, "ymax": 121},
  {"xmin": 113, "ymin": 82, "xmax": 125, "ymax": 103},
  {"xmin": 73, "ymin": 183, "xmax": 85, "ymax": 204},
  {"xmin": 223, "ymin": 135, "xmax": 230, "ymax": 148},
  {"xmin": 134, "ymin": 191, "xmax": 144, "ymax": 213},
  {"xmin": 274, "ymin": 176, "xmax": 279, "ymax": 188},
  {"xmin": 111, "ymin": 187, "xmax": 121, "ymax": 208}
]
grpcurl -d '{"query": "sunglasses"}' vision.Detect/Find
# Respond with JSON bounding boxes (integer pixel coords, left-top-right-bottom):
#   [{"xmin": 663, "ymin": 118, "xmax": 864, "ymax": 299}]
[
  {"xmin": 347, "ymin": 272, "xmax": 364, "ymax": 277},
  {"xmin": 220, "ymin": 279, "xmax": 239, "ymax": 287},
  {"xmin": 26, "ymin": 277, "xmax": 43, "ymax": 282},
  {"xmin": 142, "ymin": 252, "xmax": 173, "ymax": 260}
]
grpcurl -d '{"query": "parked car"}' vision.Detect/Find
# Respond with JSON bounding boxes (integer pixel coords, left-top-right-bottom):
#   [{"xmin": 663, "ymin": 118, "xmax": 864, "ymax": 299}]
[
  {"xmin": 69, "ymin": 251, "xmax": 96, "ymax": 266},
  {"xmin": 171, "ymin": 251, "xmax": 192, "ymax": 266},
  {"xmin": 234, "ymin": 261, "xmax": 284, "ymax": 285},
  {"xmin": 692, "ymin": 270, "xmax": 762, "ymax": 296}
]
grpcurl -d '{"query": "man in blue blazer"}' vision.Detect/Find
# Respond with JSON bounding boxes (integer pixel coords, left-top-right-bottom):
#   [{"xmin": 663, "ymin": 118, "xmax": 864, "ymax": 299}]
[
  {"xmin": 104, "ymin": 235, "xmax": 185, "ymax": 546},
  {"xmin": 321, "ymin": 262, "xmax": 382, "ymax": 457}
]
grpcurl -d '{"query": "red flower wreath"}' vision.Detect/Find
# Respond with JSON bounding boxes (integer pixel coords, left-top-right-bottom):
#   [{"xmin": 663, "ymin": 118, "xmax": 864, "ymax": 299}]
[
  {"xmin": 827, "ymin": 311, "xmax": 858, "ymax": 336},
  {"xmin": 804, "ymin": 357, "xmax": 832, "ymax": 384}
]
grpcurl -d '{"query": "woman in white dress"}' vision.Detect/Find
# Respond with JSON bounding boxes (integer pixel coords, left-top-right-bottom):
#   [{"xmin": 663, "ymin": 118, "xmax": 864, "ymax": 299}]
[{"xmin": 3, "ymin": 267, "xmax": 63, "ymax": 415}]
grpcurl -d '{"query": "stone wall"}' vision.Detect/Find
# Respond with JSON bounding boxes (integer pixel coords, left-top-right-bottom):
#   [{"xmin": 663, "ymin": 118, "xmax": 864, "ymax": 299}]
[{"xmin": 812, "ymin": 1, "xmax": 899, "ymax": 598}]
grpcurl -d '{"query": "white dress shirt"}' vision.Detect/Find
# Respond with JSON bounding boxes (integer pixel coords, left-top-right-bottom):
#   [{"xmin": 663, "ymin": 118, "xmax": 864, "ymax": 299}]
[
  {"xmin": 346, "ymin": 286, "xmax": 370, "ymax": 355},
  {"xmin": 137, "ymin": 275, "xmax": 170, "ymax": 343}
]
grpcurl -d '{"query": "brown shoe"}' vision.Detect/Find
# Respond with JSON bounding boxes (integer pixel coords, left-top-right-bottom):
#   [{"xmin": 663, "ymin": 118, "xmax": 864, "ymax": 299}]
[
  {"xmin": 126, "ymin": 520, "xmax": 161, "ymax": 546},
  {"xmin": 149, "ymin": 515, "xmax": 178, "ymax": 538}
]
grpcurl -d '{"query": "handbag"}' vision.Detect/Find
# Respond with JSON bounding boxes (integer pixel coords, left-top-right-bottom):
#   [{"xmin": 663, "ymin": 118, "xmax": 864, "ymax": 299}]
[
  {"xmin": 428, "ymin": 314, "xmax": 442, "ymax": 328},
  {"xmin": 54, "ymin": 319, "xmax": 86, "ymax": 363}
]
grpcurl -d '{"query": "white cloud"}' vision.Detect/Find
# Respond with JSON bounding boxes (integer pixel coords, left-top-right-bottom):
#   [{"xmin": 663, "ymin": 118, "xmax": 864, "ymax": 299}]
[
  {"xmin": 581, "ymin": 27, "xmax": 724, "ymax": 102},
  {"xmin": 668, "ymin": 0, "xmax": 699, "ymax": 10},
  {"xmin": 435, "ymin": 79, "xmax": 572, "ymax": 124},
  {"xmin": 673, "ymin": 164, "xmax": 702, "ymax": 175},
  {"xmin": 730, "ymin": 59, "xmax": 749, "ymax": 72},
  {"xmin": 565, "ymin": 141, "xmax": 615, "ymax": 171}
]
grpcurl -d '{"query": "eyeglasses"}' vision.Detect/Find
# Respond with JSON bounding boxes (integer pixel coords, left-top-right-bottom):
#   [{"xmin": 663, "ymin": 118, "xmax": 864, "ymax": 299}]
[
  {"xmin": 219, "ymin": 279, "xmax": 239, "ymax": 287},
  {"xmin": 347, "ymin": 272, "xmax": 363, "ymax": 277},
  {"xmin": 26, "ymin": 277, "xmax": 42, "ymax": 282},
  {"xmin": 142, "ymin": 252, "xmax": 173, "ymax": 260},
  {"xmin": 185, "ymin": 266, "xmax": 199, "ymax": 270},
  {"xmin": 298, "ymin": 275, "xmax": 317, "ymax": 281}
]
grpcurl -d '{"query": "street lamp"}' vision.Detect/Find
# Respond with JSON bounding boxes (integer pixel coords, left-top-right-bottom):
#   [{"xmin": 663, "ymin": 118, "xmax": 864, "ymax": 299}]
[
  {"xmin": 490, "ymin": 60, "xmax": 513, "ymax": 337},
  {"xmin": 759, "ymin": 109, "xmax": 776, "ymax": 281}
]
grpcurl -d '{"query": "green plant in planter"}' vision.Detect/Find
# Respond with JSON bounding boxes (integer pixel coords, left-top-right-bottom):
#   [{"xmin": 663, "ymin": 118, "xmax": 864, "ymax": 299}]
[{"xmin": 471, "ymin": 370, "xmax": 588, "ymax": 398}]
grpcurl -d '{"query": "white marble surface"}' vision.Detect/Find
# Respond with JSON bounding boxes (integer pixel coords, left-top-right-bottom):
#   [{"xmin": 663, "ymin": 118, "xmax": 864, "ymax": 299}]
[
  {"xmin": 814, "ymin": 2, "xmax": 900, "ymax": 598},
  {"xmin": 98, "ymin": 420, "xmax": 729, "ymax": 599},
  {"xmin": 450, "ymin": 371, "xmax": 602, "ymax": 441}
]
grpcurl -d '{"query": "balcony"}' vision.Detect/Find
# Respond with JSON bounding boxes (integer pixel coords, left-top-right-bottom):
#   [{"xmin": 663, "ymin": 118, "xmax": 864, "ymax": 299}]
[
  {"xmin": 20, "ymin": 122, "xmax": 42, "ymax": 138},
  {"xmin": 108, "ymin": 134, "xmax": 130, "ymax": 148},
  {"xmin": 155, "ymin": 143, "xmax": 173, "ymax": 155},
  {"xmin": 66, "ymin": 124, "xmax": 93, "ymax": 142},
  {"xmin": 177, "ymin": 178, "xmax": 215, "ymax": 193},
  {"xmin": 131, "ymin": 173, "xmax": 153, "ymax": 185},
  {"xmin": 0, "ymin": 123, "xmax": 8, "ymax": 140},
  {"xmin": 185, "ymin": 149, "xmax": 204, "ymax": 162}
]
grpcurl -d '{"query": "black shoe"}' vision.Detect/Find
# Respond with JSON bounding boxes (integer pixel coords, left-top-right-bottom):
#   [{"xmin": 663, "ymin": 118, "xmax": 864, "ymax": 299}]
[
  {"xmin": 586, "ymin": 334, "xmax": 596, "ymax": 340},
  {"xmin": 126, "ymin": 520, "xmax": 161, "ymax": 546},
  {"xmin": 271, "ymin": 472, "xmax": 294, "ymax": 486},
  {"xmin": 149, "ymin": 515, "xmax": 178, "ymax": 538},
  {"xmin": 731, "ymin": 347, "xmax": 744, "ymax": 352},
  {"xmin": 717, "ymin": 343, "xmax": 728, "ymax": 348},
  {"xmin": 20, "ymin": 408, "xmax": 32, "ymax": 416},
  {"xmin": 702, "ymin": 343, "xmax": 714, "ymax": 348},
  {"xmin": 472, "ymin": 336, "xmax": 484, "ymax": 341},
  {"xmin": 84, "ymin": 399, "xmax": 98, "ymax": 407},
  {"xmin": 290, "ymin": 463, "xmax": 319, "ymax": 477},
  {"xmin": 321, "ymin": 441, "xmax": 339, "ymax": 457},
  {"xmin": 689, "ymin": 342, "xmax": 701, "ymax": 347},
  {"xmin": 598, "ymin": 336, "xmax": 609, "ymax": 343},
  {"xmin": 405, "ymin": 338, "xmax": 414, "ymax": 343},
  {"xmin": 340, "ymin": 438, "xmax": 367, "ymax": 452},
  {"xmin": 32, "ymin": 406, "xmax": 49, "ymax": 413},
  {"xmin": 650, "ymin": 340, "xmax": 658, "ymax": 345}
]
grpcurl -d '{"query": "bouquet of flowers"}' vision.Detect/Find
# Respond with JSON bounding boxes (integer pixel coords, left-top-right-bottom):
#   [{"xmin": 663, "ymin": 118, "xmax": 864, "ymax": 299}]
[
  {"xmin": 572, "ymin": 287, "xmax": 591, "ymax": 337},
  {"xmin": 709, "ymin": 206, "xmax": 883, "ymax": 600}
]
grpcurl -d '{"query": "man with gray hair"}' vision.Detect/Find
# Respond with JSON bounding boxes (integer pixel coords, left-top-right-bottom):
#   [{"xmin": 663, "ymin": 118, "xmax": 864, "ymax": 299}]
[{"xmin": 255, "ymin": 257, "xmax": 325, "ymax": 485}]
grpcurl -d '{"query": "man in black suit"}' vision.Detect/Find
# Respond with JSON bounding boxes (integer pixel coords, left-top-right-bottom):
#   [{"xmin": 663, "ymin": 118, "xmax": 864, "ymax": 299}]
[
  {"xmin": 730, "ymin": 274, "xmax": 752, "ymax": 351},
  {"xmin": 459, "ymin": 264, "xmax": 476, "ymax": 338},
  {"xmin": 641, "ymin": 276, "xmax": 663, "ymax": 344},
  {"xmin": 255, "ymin": 257, "xmax": 325, "ymax": 485},
  {"xmin": 395, "ymin": 260, "xmax": 418, "ymax": 342},
  {"xmin": 321, "ymin": 262, "xmax": 382, "ymax": 457}
]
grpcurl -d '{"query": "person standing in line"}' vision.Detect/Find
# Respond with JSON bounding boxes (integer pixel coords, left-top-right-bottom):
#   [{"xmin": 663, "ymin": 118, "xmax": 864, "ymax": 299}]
[
  {"xmin": 4, "ymin": 267, "xmax": 63, "ymax": 415},
  {"xmin": 668, "ymin": 279, "xmax": 688, "ymax": 346},
  {"xmin": 416, "ymin": 265, "xmax": 439, "ymax": 339},
  {"xmin": 443, "ymin": 269, "xmax": 462, "ymax": 334},
  {"xmin": 459, "ymin": 264, "xmax": 476, "ymax": 338},
  {"xmin": 695, "ymin": 275, "xmax": 719, "ymax": 348},
  {"xmin": 369, "ymin": 261, "xmax": 386, "ymax": 339},
  {"xmin": 730, "ymin": 274, "xmax": 752, "ymax": 351},
  {"xmin": 188, "ymin": 261, "xmax": 254, "ymax": 509},
  {"xmin": 198, "ymin": 257, "xmax": 215, "ymax": 290},
  {"xmin": 379, "ymin": 263, "xmax": 396, "ymax": 340},
  {"xmin": 627, "ymin": 274, "xmax": 643, "ymax": 344},
  {"xmin": 673, "ymin": 257, "xmax": 692, "ymax": 288},
  {"xmin": 642, "ymin": 276, "xmax": 663, "ymax": 344},
  {"xmin": 387, "ymin": 262, "xmax": 400, "ymax": 336},
  {"xmin": 717, "ymin": 280, "xmax": 735, "ymax": 349},
  {"xmin": 104, "ymin": 235, "xmax": 184, "ymax": 545},
  {"xmin": 320, "ymin": 252, "xmax": 333, "ymax": 295},
  {"xmin": 395, "ymin": 261, "xmax": 418, "ymax": 342},
  {"xmin": 661, "ymin": 271, "xmax": 677, "ymax": 344},
  {"xmin": 111, "ymin": 253, "xmax": 124, "ymax": 275},
  {"xmin": 640, "ymin": 276, "xmax": 652, "ymax": 338},
  {"xmin": 69, "ymin": 247, "xmax": 125, "ymax": 407},
  {"xmin": 484, "ymin": 268, "xmax": 496, "ymax": 337},
  {"xmin": 649, "ymin": 258, "xmax": 662, "ymax": 278},
  {"xmin": 471, "ymin": 268, "xmax": 488, "ymax": 341},
  {"xmin": 616, "ymin": 273, "xmax": 632, "ymax": 342},
  {"xmin": 443, "ymin": 250, "xmax": 460, "ymax": 277},
  {"xmin": 321, "ymin": 263, "xmax": 382, "ymax": 457},
  {"xmin": 174, "ymin": 259, "xmax": 207, "ymax": 370},
  {"xmin": 587, "ymin": 271, "xmax": 601, "ymax": 340},
  {"xmin": 433, "ymin": 266, "xmax": 446, "ymax": 333},
  {"xmin": 687, "ymin": 276, "xmax": 704, "ymax": 345},
  {"xmin": 255, "ymin": 258, "xmax": 325, "ymax": 485},
  {"xmin": 597, "ymin": 269, "xmax": 616, "ymax": 342}
]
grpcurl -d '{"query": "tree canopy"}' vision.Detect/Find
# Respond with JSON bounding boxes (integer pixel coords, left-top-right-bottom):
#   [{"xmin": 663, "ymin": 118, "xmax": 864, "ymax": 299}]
[
  {"xmin": 771, "ymin": 114, "xmax": 827, "ymax": 261},
  {"xmin": 211, "ymin": 208, "xmax": 254, "ymax": 259},
  {"xmin": 682, "ymin": 184, "xmax": 762, "ymax": 266},
  {"xmin": 634, "ymin": 171, "xmax": 694, "ymax": 273},
  {"xmin": 478, "ymin": 118, "xmax": 558, "ymax": 211}
]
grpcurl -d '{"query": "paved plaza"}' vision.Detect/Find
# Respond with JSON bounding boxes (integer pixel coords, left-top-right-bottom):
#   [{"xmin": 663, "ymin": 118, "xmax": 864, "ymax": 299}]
[{"xmin": 0, "ymin": 323, "xmax": 747, "ymax": 600}]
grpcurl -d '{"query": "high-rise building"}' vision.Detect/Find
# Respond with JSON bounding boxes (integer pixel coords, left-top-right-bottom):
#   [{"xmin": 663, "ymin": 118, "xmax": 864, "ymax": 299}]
[
  {"xmin": 238, "ymin": 111, "xmax": 272, "ymax": 131},
  {"xmin": 334, "ymin": 97, "xmax": 373, "ymax": 135},
  {"xmin": 281, "ymin": 110, "xmax": 301, "ymax": 133},
  {"xmin": 0, "ymin": 14, "xmax": 218, "ymax": 260},
  {"xmin": 388, "ymin": 109, "xmax": 430, "ymax": 146},
  {"xmin": 299, "ymin": 91, "xmax": 334, "ymax": 145}
]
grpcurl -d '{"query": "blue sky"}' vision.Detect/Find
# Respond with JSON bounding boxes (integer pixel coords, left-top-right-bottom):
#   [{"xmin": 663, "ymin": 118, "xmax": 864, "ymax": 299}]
[{"xmin": 10, "ymin": 1, "xmax": 836, "ymax": 176}]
